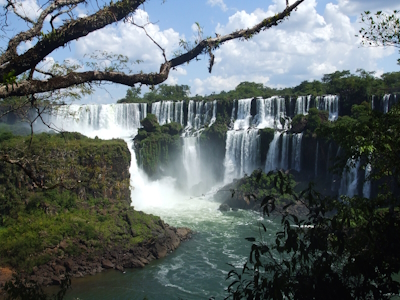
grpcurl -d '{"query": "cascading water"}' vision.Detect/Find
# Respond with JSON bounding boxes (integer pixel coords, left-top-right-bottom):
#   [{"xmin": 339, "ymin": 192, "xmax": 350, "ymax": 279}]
[
  {"xmin": 256, "ymin": 96, "xmax": 287, "ymax": 129},
  {"xmin": 223, "ymin": 99, "xmax": 260, "ymax": 183},
  {"xmin": 363, "ymin": 164, "xmax": 372, "ymax": 199},
  {"xmin": 383, "ymin": 94, "xmax": 390, "ymax": 114},
  {"xmin": 339, "ymin": 159, "xmax": 360, "ymax": 198},
  {"xmin": 182, "ymin": 136, "xmax": 202, "ymax": 191},
  {"xmin": 38, "ymin": 97, "xmax": 367, "ymax": 299},
  {"xmin": 265, "ymin": 131, "xmax": 281, "ymax": 173},
  {"xmin": 47, "ymin": 103, "xmax": 147, "ymax": 138},
  {"xmin": 317, "ymin": 95, "xmax": 339, "ymax": 121},
  {"xmin": 291, "ymin": 133, "xmax": 303, "ymax": 172},
  {"xmin": 294, "ymin": 95, "xmax": 310, "ymax": 115},
  {"xmin": 186, "ymin": 100, "xmax": 217, "ymax": 131},
  {"xmin": 44, "ymin": 102, "xmax": 280, "ymax": 300},
  {"xmin": 223, "ymin": 129, "xmax": 260, "ymax": 183}
]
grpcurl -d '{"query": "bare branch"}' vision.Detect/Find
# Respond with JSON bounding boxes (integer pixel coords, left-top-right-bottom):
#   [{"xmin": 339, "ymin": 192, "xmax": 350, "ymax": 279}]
[
  {"xmin": 1, "ymin": 0, "xmax": 86, "ymax": 65},
  {"xmin": 0, "ymin": 0, "xmax": 304, "ymax": 98},
  {"xmin": 0, "ymin": 0, "xmax": 147, "ymax": 76},
  {"xmin": 130, "ymin": 17, "xmax": 167, "ymax": 63}
]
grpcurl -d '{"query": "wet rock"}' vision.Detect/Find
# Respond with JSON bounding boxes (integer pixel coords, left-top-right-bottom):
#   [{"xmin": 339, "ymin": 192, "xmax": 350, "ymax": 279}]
[{"xmin": 218, "ymin": 203, "xmax": 231, "ymax": 211}]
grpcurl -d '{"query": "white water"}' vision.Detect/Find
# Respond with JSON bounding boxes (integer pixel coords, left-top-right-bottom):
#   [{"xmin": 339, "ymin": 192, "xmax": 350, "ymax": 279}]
[
  {"xmin": 317, "ymin": 95, "xmax": 339, "ymax": 121},
  {"xmin": 256, "ymin": 96, "xmax": 287, "ymax": 129},
  {"xmin": 294, "ymin": 95, "xmax": 310, "ymax": 115},
  {"xmin": 339, "ymin": 159, "xmax": 360, "ymax": 198},
  {"xmin": 363, "ymin": 163, "xmax": 372, "ymax": 199},
  {"xmin": 291, "ymin": 133, "xmax": 303, "ymax": 172},
  {"xmin": 182, "ymin": 136, "xmax": 202, "ymax": 190}
]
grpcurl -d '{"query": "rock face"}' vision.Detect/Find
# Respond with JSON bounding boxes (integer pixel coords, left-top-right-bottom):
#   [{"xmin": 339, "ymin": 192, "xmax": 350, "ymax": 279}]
[
  {"xmin": 27, "ymin": 225, "xmax": 192, "ymax": 286},
  {"xmin": 0, "ymin": 132, "xmax": 192, "ymax": 289}
]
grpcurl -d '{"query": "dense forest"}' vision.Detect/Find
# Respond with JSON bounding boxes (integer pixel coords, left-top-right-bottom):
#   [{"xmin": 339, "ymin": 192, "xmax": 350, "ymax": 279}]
[{"xmin": 117, "ymin": 69, "xmax": 400, "ymax": 104}]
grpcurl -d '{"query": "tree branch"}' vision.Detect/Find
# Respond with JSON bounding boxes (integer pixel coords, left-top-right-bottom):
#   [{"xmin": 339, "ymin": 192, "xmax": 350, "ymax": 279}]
[
  {"xmin": 0, "ymin": 0, "xmax": 304, "ymax": 98},
  {"xmin": 0, "ymin": 0, "xmax": 147, "ymax": 77},
  {"xmin": 1, "ymin": 0, "xmax": 86, "ymax": 66}
]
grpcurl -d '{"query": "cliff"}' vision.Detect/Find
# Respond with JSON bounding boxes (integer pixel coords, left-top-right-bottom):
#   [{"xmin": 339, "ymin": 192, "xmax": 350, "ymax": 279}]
[{"xmin": 0, "ymin": 131, "xmax": 191, "ymax": 288}]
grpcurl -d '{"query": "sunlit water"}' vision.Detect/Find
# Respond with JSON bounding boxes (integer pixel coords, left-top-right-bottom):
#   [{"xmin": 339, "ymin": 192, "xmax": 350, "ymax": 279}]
[
  {"xmin": 65, "ymin": 141, "xmax": 281, "ymax": 300},
  {"xmin": 42, "ymin": 108, "xmax": 281, "ymax": 300},
  {"xmin": 65, "ymin": 196, "xmax": 280, "ymax": 300}
]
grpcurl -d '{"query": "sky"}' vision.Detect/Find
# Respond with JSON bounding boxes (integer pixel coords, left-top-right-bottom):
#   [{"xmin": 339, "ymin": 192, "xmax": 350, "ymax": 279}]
[{"xmin": 2, "ymin": 0, "xmax": 400, "ymax": 103}]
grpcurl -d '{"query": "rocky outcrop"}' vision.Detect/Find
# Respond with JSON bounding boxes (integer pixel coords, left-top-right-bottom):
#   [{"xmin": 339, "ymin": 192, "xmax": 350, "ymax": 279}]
[
  {"xmin": 0, "ymin": 132, "xmax": 193, "ymax": 290},
  {"xmin": 24, "ymin": 225, "xmax": 192, "ymax": 286}
]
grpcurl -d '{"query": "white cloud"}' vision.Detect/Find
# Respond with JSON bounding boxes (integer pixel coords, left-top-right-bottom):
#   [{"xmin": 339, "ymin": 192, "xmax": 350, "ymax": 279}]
[
  {"xmin": 75, "ymin": 9, "xmax": 182, "ymax": 75},
  {"xmin": 337, "ymin": 0, "xmax": 398, "ymax": 16},
  {"xmin": 207, "ymin": 0, "xmax": 228, "ymax": 12},
  {"xmin": 198, "ymin": 0, "xmax": 398, "ymax": 94},
  {"xmin": 12, "ymin": 0, "xmax": 42, "ymax": 21},
  {"xmin": 192, "ymin": 75, "xmax": 270, "ymax": 95}
]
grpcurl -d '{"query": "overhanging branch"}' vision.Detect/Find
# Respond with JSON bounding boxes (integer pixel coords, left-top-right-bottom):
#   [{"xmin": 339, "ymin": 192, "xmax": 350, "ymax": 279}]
[{"xmin": 0, "ymin": 0, "xmax": 304, "ymax": 98}]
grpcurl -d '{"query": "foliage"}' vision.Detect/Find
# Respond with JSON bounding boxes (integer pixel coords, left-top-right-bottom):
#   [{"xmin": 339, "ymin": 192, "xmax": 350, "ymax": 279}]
[
  {"xmin": 134, "ymin": 115, "xmax": 182, "ymax": 177},
  {"xmin": 4, "ymin": 273, "xmax": 71, "ymax": 300},
  {"xmin": 227, "ymin": 95, "xmax": 400, "ymax": 299},
  {"xmin": 0, "ymin": 132, "xmax": 163, "ymax": 272},
  {"xmin": 117, "ymin": 84, "xmax": 191, "ymax": 103},
  {"xmin": 358, "ymin": 10, "xmax": 400, "ymax": 65},
  {"xmin": 227, "ymin": 172, "xmax": 400, "ymax": 299}
]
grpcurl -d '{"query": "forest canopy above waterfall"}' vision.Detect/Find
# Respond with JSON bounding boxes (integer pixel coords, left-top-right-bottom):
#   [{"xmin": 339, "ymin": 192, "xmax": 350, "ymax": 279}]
[{"xmin": 117, "ymin": 69, "xmax": 400, "ymax": 104}]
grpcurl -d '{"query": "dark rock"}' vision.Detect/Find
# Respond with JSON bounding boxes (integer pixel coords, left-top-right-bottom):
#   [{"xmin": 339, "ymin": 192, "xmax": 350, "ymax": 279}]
[
  {"xmin": 115, "ymin": 265, "xmax": 124, "ymax": 272},
  {"xmin": 101, "ymin": 260, "xmax": 114, "ymax": 269},
  {"xmin": 51, "ymin": 275, "xmax": 61, "ymax": 285},
  {"xmin": 218, "ymin": 203, "xmax": 230, "ymax": 211},
  {"xmin": 52, "ymin": 265, "xmax": 66, "ymax": 275}
]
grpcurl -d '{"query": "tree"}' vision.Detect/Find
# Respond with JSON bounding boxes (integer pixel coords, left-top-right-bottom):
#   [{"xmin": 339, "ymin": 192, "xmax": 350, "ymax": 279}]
[
  {"xmin": 358, "ymin": 10, "xmax": 400, "ymax": 65},
  {"xmin": 0, "ymin": 0, "xmax": 304, "ymax": 100},
  {"xmin": 227, "ymin": 105, "xmax": 400, "ymax": 299}
]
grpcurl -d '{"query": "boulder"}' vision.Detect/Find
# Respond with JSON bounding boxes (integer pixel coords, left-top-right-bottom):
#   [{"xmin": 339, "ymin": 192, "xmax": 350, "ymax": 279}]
[
  {"xmin": 218, "ymin": 203, "xmax": 231, "ymax": 212},
  {"xmin": 101, "ymin": 260, "xmax": 114, "ymax": 269}
]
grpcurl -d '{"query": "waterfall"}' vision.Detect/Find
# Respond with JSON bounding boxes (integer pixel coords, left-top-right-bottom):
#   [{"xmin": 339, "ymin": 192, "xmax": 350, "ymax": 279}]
[
  {"xmin": 151, "ymin": 101, "xmax": 184, "ymax": 126},
  {"xmin": 294, "ymin": 96, "xmax": 309, "ymax": 115},
  {"xmin": 223, "ymin": 129, "xmax": 260, "ymax": 183},
  {"xmin": 233, "ymin": 98, "xmax": 252, "ymax": 130},
  {"xmin": 265, "ymin": 132, "xmax": 280, "ymax": 173},
  {"xmin": 187, "ymin": 100, "xmax": 217, "ymax": 131},
  {"xmin": 339, "ymin": 159, "xmax": 360, "ymax": 197},
  {"xmin": 182, "ymin": 136, "xmax": 202, "ymax": 190},
  {"xmin": 280, "ymin": 133, "xmax": 290, "ymax": 170},
  {"xmin": 47, "ymin": 103, "xmax": 146, "ymax": 138},
  {"xmin": 317, "ymin": 95, "xmax": 339, "ymax": 121},
  {"xmin": 363, "ymin": 164, "xmax": 372, "ymax": 199},
  {"xmin": 383, "ymin": 94, "xmax": 390, "ymax": 113},
  {"xmin": 256, "ymin": 96, "xmax": 286, "ymax": 129},
  {"xmin": 291, "ymin": 133, "xmax": 302, "ymax": 172}
]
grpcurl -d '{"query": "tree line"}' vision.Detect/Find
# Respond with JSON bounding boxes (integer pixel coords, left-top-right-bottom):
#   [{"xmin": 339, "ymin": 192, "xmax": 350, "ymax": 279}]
[{"xmin": 117, "ymin": 70, "xmax": 400, "ymax": 108}]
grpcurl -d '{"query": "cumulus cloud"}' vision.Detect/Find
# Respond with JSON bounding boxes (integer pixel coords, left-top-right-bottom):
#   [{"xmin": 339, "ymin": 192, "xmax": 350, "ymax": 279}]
[
  {"xmin": 207, "ymin": 0, "xmax": 228, "ymax": 12},
  {"xmin": 337, "ymin": 0, "xmax": 398, "ymax": 16},
  {"xmin": 194, "ymin": 0, "xmax": 397, "ymax": 95},
  {"xmin": 192, "ymin": 75, "xmax": 270, "ymax": 96},
  {"xmin": 75, "ymin": 9, "xmax": 182, "ymax": 75},
  {"xmin": 12, "ymin": 0, "xmax": 42, "ymax": 21}
]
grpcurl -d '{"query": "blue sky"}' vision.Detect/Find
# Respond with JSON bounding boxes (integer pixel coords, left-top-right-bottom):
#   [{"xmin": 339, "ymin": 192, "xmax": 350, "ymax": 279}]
[{"xmin": 1, "ymin": 0, "xmax": 399, "ymax": 103}]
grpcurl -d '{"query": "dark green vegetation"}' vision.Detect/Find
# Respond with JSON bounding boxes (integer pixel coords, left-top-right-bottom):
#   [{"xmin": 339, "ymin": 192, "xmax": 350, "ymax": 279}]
[
  {"xmin": 0, "ymin": 131, "xmax": 161, "ymax": 272},
  {"xmin": 117, "ymin": 84, "xmax": 190, "ymax": 103},
  {"xmin": 215, "ymin": 170, "xmax": 297, "ymax": 211},
  {"xmin": 134, "ymin": 114, "xmax": 183, "ymax": 178},
  {"xmin": 227, "ymin": 102, "xmax": 400, "ymax": 299},
  {"xmin": 118, "ymin": 70, "xmax": 400, "ymax": 109}
]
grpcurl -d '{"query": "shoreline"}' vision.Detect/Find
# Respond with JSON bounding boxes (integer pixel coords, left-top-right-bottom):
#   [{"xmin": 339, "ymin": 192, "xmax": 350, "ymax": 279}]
[{"xmin": 0, "ymin": 225, "xmax": 191, "ymax": 295}]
